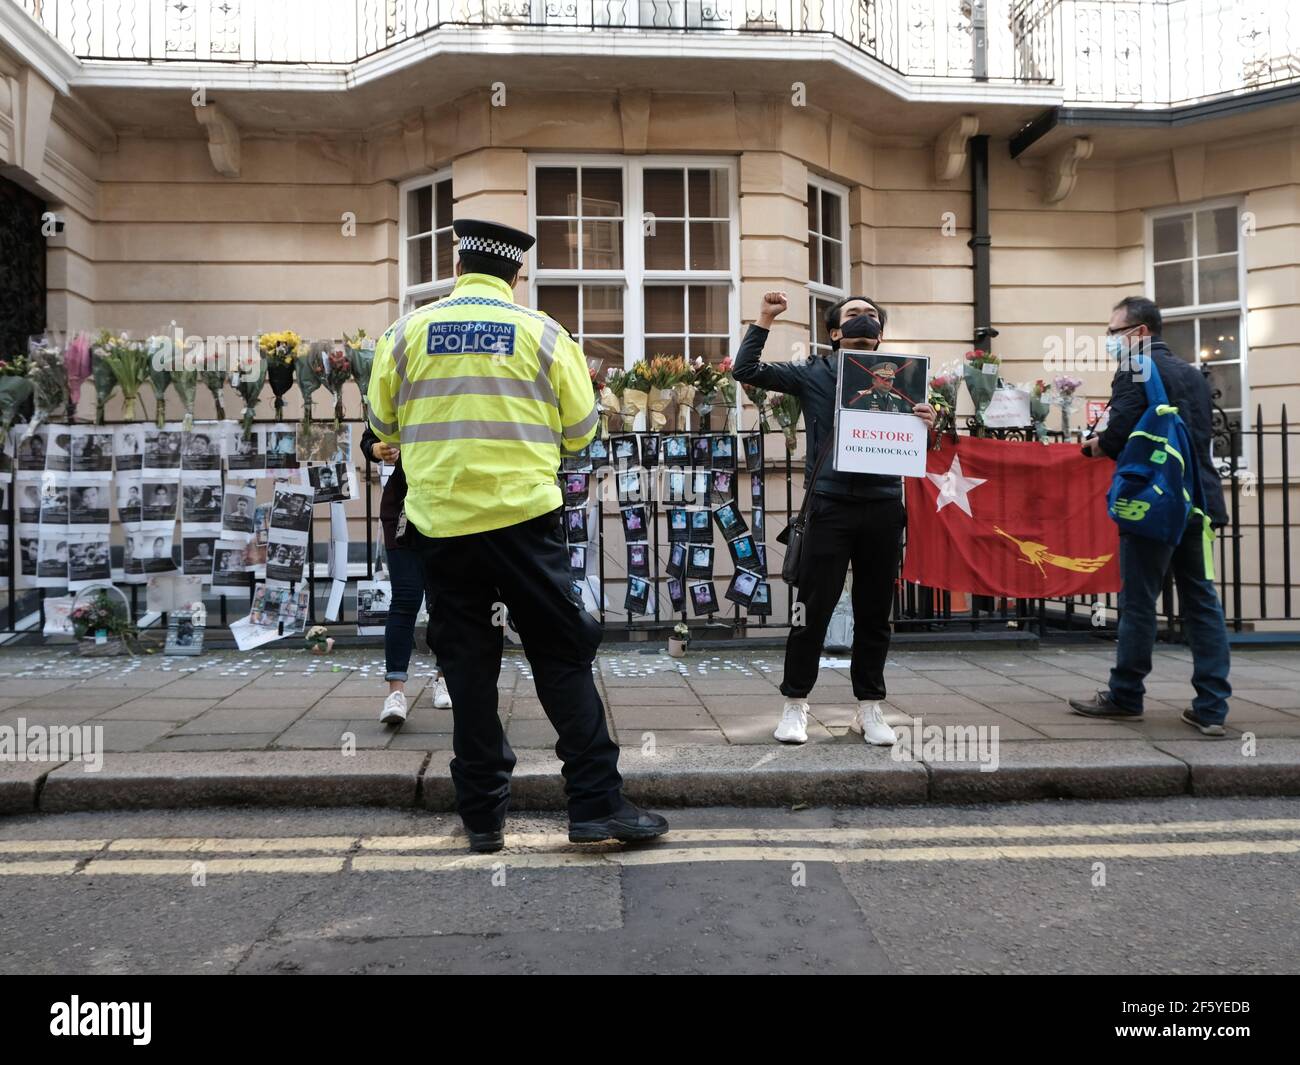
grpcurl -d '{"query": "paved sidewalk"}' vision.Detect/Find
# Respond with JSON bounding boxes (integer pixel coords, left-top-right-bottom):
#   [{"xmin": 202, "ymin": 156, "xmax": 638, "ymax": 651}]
[{"xmin": 2, "ymin": 643, "xmax": 1299, "ymax": 811}]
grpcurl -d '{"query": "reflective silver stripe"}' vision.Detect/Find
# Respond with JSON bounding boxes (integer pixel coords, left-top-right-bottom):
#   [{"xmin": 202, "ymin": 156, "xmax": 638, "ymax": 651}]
[
  {"xmin": 536, "ymin": 319, "xmax": 560, "ymax": 372},
  {"xmin": 367, "ymin": 408, "xmax": 398, "ymax": 436},
  {"xmin": 401, "ymin": 375, "xmax": 554, "ymax": 405},
  {"xmin": 563, "ymin": 404, "xmax": 600, "ymax": 440},
  {"xmin": 401, "ymin": 419, "xmax": 562, "ymax": 447}
]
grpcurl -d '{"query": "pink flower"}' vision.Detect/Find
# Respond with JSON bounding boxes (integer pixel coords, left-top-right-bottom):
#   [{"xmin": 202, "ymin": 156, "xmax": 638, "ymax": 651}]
[
  {"xmin": 718, "ymin": 356, "xmax": 733, "ymax": 373},
  {"xmin": 65, "ymin": 331, "xmax": 92, "ymax": 405}
]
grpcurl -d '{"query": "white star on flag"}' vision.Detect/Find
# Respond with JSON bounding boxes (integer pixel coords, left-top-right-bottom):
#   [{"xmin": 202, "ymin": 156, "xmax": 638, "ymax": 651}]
[{"xmin": 927, "ymin": 454, "xmax": 986, "ymax": 516}]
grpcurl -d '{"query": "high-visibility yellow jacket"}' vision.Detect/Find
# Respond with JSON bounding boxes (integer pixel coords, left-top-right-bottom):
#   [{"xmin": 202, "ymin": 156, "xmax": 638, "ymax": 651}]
[{"xmin": 366, "ymin": 272, "xmax": 600, "ymax": 538}]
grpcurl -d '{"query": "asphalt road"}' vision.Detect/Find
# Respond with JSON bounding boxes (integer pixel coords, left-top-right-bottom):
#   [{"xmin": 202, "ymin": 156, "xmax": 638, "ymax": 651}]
[{"xmin": 1, "ymin": 796, "xmax": 1297, "ymax": 975}]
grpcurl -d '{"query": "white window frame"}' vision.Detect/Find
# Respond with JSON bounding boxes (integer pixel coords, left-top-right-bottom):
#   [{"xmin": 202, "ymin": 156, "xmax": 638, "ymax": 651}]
[
  {"xmin": 1144, "ymin": 198, "xmax": 1250, "ymax": 448},
  {"xmin": 399, "ymin": 168, "xmax": 455, "ymax": 313},
  {"xmin": 527, "ymin": 154, "xmax": 740, "ymax": 370},
  {"xmin": 806, "ymin": 173, "xmax": 850, "ymax": 357}
]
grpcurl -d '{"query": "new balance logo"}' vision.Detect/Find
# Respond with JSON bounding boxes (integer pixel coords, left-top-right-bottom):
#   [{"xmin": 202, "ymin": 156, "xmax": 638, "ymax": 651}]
[{"xmin": 1113, "ymin": 498, "xmax": 1150, "ymax": 521}]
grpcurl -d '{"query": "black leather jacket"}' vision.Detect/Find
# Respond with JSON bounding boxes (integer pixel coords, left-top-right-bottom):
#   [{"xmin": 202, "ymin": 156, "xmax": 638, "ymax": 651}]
[{"xmin": 731, "ymin": 323, "xmax": 902, "ymax": 503}]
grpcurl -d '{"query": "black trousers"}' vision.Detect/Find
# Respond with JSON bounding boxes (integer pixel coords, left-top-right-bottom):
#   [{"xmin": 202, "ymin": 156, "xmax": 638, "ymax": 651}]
[
  {"xmin": 780, "ymin": 494, "xmax": 905, "ymax": 702},
  {"xmin": 415, "ymin": 509, "xmax": 623, "ymax": 831}
]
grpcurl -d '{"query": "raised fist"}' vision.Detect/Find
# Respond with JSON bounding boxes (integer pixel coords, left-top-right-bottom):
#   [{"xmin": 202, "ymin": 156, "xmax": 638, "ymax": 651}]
[{"xmin": 758, "ymin": 291, "xmax": 788, "ymax": 325}]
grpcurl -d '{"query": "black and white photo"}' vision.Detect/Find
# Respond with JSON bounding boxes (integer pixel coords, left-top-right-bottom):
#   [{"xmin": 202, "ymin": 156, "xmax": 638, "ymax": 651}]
[
  {"xmin": 143, "ymin": 426, "xmax": 181, "ymax": 471},
  {"xmin": 71, "ymin": 427, "xmax": 113, "ymax": 473},
  {"xmin": 113, "ymin": 426, "xmax": 143, "ymax": 471},
  {"xmin": 267, "ymin": 541, "xmax": 307, "ymax": 583},
  {"xmin": 270, "ymin": 484, "xmax": 313, "ymax": 536},
  {"xmin": 182, "ymin": 429, "xmax": 221, "ymax": 471},
  {"xmin": 182, "ymin": 535, "xmax": 217, "ymax": 577},
  {"xmin": 225, "ymin": 425, "xmax": 266, "ymax": 473},
  {"xmin": 142, "ymin": 481, "xmax": 178, "ymax": 523},
  {"xmin": 67, "ymin": 538, "xmax": 111, "ymax": 586},
  {"xmin": 222, "ymin": 487, "xmax": 256, "ymax": 536},
  {"xmin": 69, "ymin": 482, "xmax": 110, "ymax": 526}
]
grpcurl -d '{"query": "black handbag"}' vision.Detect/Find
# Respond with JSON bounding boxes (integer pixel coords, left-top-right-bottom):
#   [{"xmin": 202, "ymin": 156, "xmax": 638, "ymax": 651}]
[{"xmin": 776, "ymin": 433, "xmax": 835, "ymax": 586}]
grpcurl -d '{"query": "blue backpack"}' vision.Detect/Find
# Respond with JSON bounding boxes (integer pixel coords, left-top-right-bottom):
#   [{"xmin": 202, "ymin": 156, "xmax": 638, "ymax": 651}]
[{"xmin": 1106, "ymin": 353, "xmax": 1215, "ymax": 578}]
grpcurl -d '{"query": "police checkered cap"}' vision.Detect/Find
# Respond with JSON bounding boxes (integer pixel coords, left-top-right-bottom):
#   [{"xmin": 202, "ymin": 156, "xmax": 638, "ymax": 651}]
[{"xmin": 453, "ymin": 218, "xmax": 536, "ymax": 266}]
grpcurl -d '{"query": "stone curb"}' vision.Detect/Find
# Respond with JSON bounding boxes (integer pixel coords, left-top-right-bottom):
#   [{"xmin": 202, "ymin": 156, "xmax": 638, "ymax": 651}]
[{"xmin": 8, "ymin": 740, "xmax": 1298, "ymax": 814}]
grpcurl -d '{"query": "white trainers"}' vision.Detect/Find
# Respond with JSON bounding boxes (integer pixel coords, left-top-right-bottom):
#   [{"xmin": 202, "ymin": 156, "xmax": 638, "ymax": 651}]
[
  {"xmin": 851, "ymin": 701, "xmax": 896, "ymax": 746},
  {"xmin": 380, "ymin": 690, "xmax": 408, "ymax": 726},
  {"xmin": 430, "ymin": 675, "xmax": 452, "ymax": 709},
  {"xmin": 774, "ymin": 701, "xmax": 809, "ymax": 744}
]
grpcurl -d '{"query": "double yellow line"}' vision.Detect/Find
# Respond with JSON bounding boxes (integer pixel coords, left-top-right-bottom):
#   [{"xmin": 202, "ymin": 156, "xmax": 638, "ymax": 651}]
[{"xmin": 0, "ymin": 818, "xmax": 1297, "ymax": 876}]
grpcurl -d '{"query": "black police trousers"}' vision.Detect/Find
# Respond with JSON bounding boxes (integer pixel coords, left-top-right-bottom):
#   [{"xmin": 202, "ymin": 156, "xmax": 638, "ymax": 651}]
[
  {"xmin": 415, "ymin": 508, "xmax": 623, "ymax": 831},
  {"xmin": 779, "ymin": 494, "xmax": 906, "ymax": 703}
]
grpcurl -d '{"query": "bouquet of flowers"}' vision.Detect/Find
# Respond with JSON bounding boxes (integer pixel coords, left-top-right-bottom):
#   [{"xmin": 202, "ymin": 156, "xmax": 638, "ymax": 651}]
[
  {"xmin": 64, "ymin": 332, "xmax": 91, "ymax": 420},
  {"xmin": 596, "ymin": 366, "xmax": 622, "ymax": 436},
  {"xmin": 24, "ymin": 335, "xmax": 68, "ymax": 438},
  {"xmin": 962, "ymin": 348, "xmax": 1001, "ymax": 425},
  {"xmin": 70, "ymin": 586, "xmax": 136, "ymax": 643},
  {"xmin": 693, "ymin": 355, "xmax": 737, "ymax": 432},
  {"xmin": 768, "ymin": 390, "xmax": 801, "ymax": 453},
  {"xmin": 1051, "ymin": 375, "xmax": 1085, "ymax": 438},
  {"xmin": 0, "ymin": 355, "xmax": 34, "ymax": 437},
  {"xmin": 344, "ymin": 328, "xmax": 376, "ymax": 412},
  {"xmin": 928, "ymin": 362, "xmax": 961, "ymax": 437},
  {"xmin": 296, "ymin": 340, "xmax": 325, "ymax": 434},
  {"xmin": 147, "ymin": 334, "xmax": 173, "ymax": 428},
  {"xmin": 321, "ymin": 344, "xmax": 352, "ymax": 431},
  {"xmin": 231, "ymin": 355, "xmax": 267, "ymax": 439},
  {"xmin": 1028, "ymin": 379, "xmax": 1051, "ymax": 442},
  {"xmin": 675, "ymin": 359, "xmax": 702, "ymax": 430},
  {"xmin": 172, "ymin": 365, "xmax": 200, "ymax": 431},
  {"xmin": 259, "ymin": 330, "xmax": 302, "ymax": 421},
  {"xmin": 645, "ymin": 354, "xmax": 687, "ymax": 431},
  {"xmin": 200, "ymin": 347, "xmax": 226, "ymax": 421},
  {"xmin": 621, "ymin": 360, "xmax": 651, "ymax": 431},
  {"xmin": 96, "ymin": 331, "xmax": 150, "ymax": 422}
]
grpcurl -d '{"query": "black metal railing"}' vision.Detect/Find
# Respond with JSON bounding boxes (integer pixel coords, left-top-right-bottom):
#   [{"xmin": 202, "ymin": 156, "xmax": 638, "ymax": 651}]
[{"xmin": 1, "ymin": 402, "xmax": 1293, "ymax": 645}]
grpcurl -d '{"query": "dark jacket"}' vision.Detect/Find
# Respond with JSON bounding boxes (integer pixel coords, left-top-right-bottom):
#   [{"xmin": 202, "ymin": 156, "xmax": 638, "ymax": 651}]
[
  {"xmin": 359, "ymin": 424, "xmax": 407, "ymax": 549},
  {"xmin": 1097, "ymin": 339, "xmax": 1229, "ymax": 526},
  {"xmin": 731, "ymin": 324, "xmax": 902, "ymax": 502}
]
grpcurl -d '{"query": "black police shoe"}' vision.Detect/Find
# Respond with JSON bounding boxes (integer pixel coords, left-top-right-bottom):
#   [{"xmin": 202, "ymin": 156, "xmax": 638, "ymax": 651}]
[
  {"xmin": 569, "ymin": 801, "xmax": 669, "ymax": 843},
  {"xmin": 1068, "ymin": 690, "xmax": 1143, "ymax": 720},
  {"xmin": 465, "ymin": 827, "xmax": 504, "ymax": 854}
]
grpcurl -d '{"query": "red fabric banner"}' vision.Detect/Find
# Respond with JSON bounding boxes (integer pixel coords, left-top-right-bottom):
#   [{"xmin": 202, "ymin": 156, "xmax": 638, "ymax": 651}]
[{"xmin": 902, "ymin": 437, "xmax": 1120, "ymax": 597}]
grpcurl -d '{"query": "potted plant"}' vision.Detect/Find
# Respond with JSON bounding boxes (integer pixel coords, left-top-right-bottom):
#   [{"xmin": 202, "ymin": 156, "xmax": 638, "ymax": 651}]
[
  {"xmin": 305, "ymin": 625, "xmax": 334, "ymax": 654},
  {"xmin": 668, "ymin": 621, "xmax": 690, "ymax": 658}
]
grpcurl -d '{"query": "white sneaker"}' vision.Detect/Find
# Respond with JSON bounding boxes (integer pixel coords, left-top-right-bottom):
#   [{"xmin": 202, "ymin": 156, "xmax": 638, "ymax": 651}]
[
  {"xmin": 774, "ymin": 701, "xmax": 809, "ymax": 744},
  {"xmin": 852, "ymin": 701, "xmax": 896, "ymax": 746},
  {"xmin": 380, "ymin": 690, "xmax": 408, "ymax": 726},
  {"xmin": 430, "ymin": 675, "xmax": 452, "ymax": 709}
]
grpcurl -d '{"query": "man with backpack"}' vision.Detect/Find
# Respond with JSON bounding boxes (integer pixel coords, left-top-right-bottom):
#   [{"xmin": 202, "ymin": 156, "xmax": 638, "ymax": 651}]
[{"xmin": 1070, "ymin": 296, "xmax": 1232, "ymax": 736}]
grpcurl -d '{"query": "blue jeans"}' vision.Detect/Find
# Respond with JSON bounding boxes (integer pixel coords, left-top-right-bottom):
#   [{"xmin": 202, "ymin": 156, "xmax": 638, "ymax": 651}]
[
  {"xmin": 384, "ymin": 545, "xmax": 436, "ymax": 682},
  {"xmin": 1109, "ymin": 520, "xmax": 1231, "ymax": 723}
]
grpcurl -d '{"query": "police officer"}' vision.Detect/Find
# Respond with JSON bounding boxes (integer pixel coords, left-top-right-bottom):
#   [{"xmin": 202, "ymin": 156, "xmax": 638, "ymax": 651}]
[{"xmin": 366, "ymin": 219, "xmax": 669, "ymax": 853}]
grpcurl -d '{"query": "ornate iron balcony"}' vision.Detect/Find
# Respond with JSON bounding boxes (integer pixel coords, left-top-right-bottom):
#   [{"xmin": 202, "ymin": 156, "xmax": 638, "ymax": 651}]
[{"xmin": 12, "ymin": 0, "xmax": 1300, "ymax": 105}]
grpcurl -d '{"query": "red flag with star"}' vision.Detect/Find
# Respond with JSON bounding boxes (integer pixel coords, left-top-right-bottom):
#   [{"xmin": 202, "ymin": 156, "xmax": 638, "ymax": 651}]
[{"xmin": 902, "ymin": 437, "xmax": 1120, "ymax": 597}]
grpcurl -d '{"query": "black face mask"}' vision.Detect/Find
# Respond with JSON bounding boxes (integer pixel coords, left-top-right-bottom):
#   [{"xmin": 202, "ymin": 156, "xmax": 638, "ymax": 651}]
[{"xmin": 837, "ymin": 314, "xmax": 882, "ymax": 344}]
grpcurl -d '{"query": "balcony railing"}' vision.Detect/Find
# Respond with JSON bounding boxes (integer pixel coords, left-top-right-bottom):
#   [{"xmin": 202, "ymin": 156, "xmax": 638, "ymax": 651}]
[{"xmin": 12, "ymin": 0, "xmax": 1300, "ymax": 105}]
